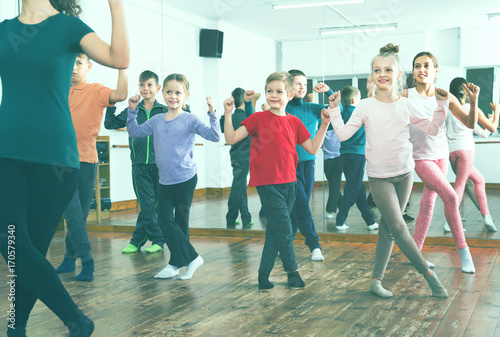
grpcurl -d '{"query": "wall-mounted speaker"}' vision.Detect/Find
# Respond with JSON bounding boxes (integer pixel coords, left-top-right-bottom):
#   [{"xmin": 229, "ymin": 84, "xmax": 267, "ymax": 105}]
[{"xmin": 199, "ymin": 29, "xmax": 224, "ymax": 58}]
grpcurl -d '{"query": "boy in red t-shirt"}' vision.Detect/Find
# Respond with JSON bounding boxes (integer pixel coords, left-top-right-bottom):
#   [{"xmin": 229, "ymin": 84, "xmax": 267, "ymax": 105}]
[{"xmin": 223, "ymin": 71, "xmax": 331, "ymax": 289}]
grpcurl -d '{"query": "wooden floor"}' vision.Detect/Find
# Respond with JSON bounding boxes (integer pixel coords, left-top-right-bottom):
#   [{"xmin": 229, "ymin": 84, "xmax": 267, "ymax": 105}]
[
  {"xmin": 91, "ymin": 186, "xmax": 500, "ymax": 248},
  {"xmin": 1, "ymin": 232, "xmax": 500, "ymax": 336}
]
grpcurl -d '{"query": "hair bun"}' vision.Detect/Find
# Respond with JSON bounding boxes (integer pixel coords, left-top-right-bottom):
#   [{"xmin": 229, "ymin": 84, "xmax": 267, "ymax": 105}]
[{"xmin": 379, "ymin": 43, "xmax": 400, "ymax": 54}]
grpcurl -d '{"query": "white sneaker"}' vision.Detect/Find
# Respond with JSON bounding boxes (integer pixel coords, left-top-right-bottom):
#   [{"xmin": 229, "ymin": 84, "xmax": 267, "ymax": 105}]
[
  {"xmin": 325, "ymin": 212, "xmax": 335, "ymax": 219},
  {"xmin": 484, "ymin": 215, "xmax": 497, "ymax": 232},
  {"xmin": 336, "ymin": 224, "xmax": 349, "ymax": 230},
  {"xmin": 443, "ymin": 222, "xmax": 466, "ymax": 232},
  {"xmin": 311, "ymin": 248, "xmax": 324, "ymax": 261},
  {"xmin": 367, "ymin": 223, "xmax": 379, "ymax": 231}
]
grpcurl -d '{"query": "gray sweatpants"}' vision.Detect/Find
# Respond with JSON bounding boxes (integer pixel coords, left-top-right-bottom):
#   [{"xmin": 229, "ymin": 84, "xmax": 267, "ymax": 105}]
[{"xmin": 369, "ymin": 171, "xmax": 429, "ymax": 280}]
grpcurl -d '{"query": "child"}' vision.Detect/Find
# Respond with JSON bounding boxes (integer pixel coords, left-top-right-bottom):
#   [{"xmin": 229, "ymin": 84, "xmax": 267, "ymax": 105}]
[
  {"xmin": 0, "ymin": 0, "xmax": 129, "ymax": 335},
  {"xmin": 323, "ymin": 128, "xmax": 342, "ymax": 219},
  {"xmin": 335, "ymin": 86, "xmax": 378, "ymax": 231},
  {"xmin": 444, "ymin": 77, "xmax": 499, "ymax": 232},
  {"xmin": 126, "ymin": 73, "xmax": 220, "ymax": 280},
  {"xmin": 55, "ymin": 54, "xmax": 128, "ymax": 282},
  {"xmin": 328, "ymin": 43, "xmax": 449, "ymax": 298},
  {"xmin": 223, "ymin": 71, "xmax": 330, "ymax": 289},
  {"xmin": 105, "ymin": 70, "xmax": 167, "ymax": 253},
  {"xmin": 287, "ymin": 69, "xmax": 334, "ymax": 261},
  {"xmin": 406, "ymin": 52, "xmax": 481, "ymax": 273},
  {"xmin": 219, "ymin": 88, "xmax": 255, "ymax": 228}
]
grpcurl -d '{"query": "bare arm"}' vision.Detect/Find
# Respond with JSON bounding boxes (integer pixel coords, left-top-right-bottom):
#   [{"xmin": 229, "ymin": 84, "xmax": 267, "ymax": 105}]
[
  {"xmin": 80, "ymin": 0, "xmax": 129, "ymax": 69},
  {"xmin": 301, "ymin": 110, "xmax": 330, "ymax": 155},
  {"xmin": 223, "ymin": 97, "xmax": 249, "ymax": 145},
  {"xmin": 476, "ymin": 103, "xmax": 500, "ymax": 133},
  {"xmin": 327, "ymin": 91, "xmax": 363, "ymax": 141},
  {"xmin": 448, "ymin": 83, "xmax": 479, "ymax": 129},
  {"xmin": 109, "ymin": 69, "xmax": 128, "ymax": 104}
]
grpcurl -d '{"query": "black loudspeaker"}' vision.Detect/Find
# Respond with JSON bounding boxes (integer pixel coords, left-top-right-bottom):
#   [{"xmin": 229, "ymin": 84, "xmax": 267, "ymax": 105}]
[{"xmin": 199, "ymin": 29, "xmax": 223, "ymax": 58}]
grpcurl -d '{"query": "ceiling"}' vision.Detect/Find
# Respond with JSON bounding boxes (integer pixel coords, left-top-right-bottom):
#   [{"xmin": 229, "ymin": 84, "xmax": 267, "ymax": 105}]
[{"xmin": 167, "ymin": 0, "xmax": 500, "ymax": 41}]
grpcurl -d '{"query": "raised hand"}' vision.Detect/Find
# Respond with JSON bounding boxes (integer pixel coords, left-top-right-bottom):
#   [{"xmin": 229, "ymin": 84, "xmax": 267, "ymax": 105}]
[
  {"xmin": 464, "ymin": 83, "xmax": 480, "ymax": 105},
  {"xmin": 253, "ymin": 92, "xmax": 261, "ymax": 101},
  {"xmin": 244, "ymin": 90, "xmax": 255, "ymax": 102},
  {"xmin": 328, "ymin": 91, "xmax": 340, "ymax": 109},
  {"xmin": 491, "ymin": 102, "xmax": 499, "ymax": 116},
  {"xmin": 435, "ymin": 88, "xmax": 449, "ymax": 101},
  {"xmin": 314, "ymin": 82, "xmax": 330, "ymax": 93},
  {"xmin": 206, "ymin": 97, "xmax": 215, "ymax": 114},
  {"xmin": 224, "ymin": 97, "xmax": 235, "ymax": 114},
  {"xmin": 128, "ymin": 94, "xmax": 141, "ymax": 110}
]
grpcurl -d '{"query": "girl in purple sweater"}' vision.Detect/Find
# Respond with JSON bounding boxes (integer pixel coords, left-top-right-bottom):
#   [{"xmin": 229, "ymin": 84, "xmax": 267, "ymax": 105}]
[{"xmin": 127, "ymin": 73, "xmax": 220, "ymax": 280}]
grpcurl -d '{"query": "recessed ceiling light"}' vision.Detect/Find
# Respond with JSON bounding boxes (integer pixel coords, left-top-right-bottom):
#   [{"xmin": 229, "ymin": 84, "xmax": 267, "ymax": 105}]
[
  {"xmin": 272, "ymin": 0, "xmax": 365, "ymax": 10},
  {"xmin": 320, "ymin": 23, "xmax": 398, "ymax": 36}
]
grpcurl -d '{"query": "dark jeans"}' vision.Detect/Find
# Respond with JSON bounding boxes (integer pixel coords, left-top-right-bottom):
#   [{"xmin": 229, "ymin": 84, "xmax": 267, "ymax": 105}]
[
  {"xmin": 0, "ymin": 157, "xmax": 84, "ymax": 332},
  {"xmin": 63, "ymin": 162, "xmax": 96, "ymax": 262},
  {"xmin": 257, "ymin": 182, "xmax": 298, "ymax": 275},
  {"xmin": 226, "ymin": 160, "xmax": 252, "ymax": 225},
  {"xmin": 130, "ymin": 164, "xmax": 164, "ymax": 247},
  {"xmin": 324, "ymin": 157, "xmax": 343, "ymax": 213},
  {"xmin": 157, "ymin": 174, "xmax": 198, "ymax": 268},
  {"xmin": 336, "ymin": 154, "xmax": 375, "ymax": 226},
  {"xmin": 291, "ymin": 160, "xmax": 321, "ymax": 252}
]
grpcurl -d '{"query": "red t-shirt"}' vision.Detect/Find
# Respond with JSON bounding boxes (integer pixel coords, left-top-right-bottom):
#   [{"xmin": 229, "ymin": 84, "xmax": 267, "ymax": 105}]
[{"xmin": 242, "ymin": 110, "xmax": 311, "ymax": 186}]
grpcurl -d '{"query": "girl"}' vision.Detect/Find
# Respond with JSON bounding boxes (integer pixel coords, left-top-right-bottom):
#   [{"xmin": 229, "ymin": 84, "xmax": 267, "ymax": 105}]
[
  {"xmin": 444, "ymin": 77, "xmax": 499, "ymax": 232},
  {"xmin": 0, "ymin": 0, "xmax": 128, "ymax": 336},
  {"xmin": 126, "ymin": 74, "xmax": 220, "ymax": 280},
  {"xmin": 328, "ymin": 44, "xmax": 449, "ymax": 298},
  {"xmin": 407, "ymin": 53, "xmax": 481, "ymax": 273}
]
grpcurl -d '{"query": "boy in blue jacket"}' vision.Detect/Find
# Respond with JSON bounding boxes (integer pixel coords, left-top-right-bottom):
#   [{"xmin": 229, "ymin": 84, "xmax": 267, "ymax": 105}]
[{"xmin": 335, "ymin": 86, "xmax": 378, "ymax": 231}]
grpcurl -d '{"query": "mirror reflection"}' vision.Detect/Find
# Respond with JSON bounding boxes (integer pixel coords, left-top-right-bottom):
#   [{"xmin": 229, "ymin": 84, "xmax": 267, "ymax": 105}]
[{"xmin": 3, "ymin": 0, "xmax": 499, "ymax": 243}]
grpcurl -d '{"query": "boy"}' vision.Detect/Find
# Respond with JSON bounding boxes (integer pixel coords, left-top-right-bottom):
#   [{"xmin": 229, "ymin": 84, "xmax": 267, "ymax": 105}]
[
  {"xmin": 220, "ymin": 88, "xmax": 255, "ymax": 228},
  {"xmin": 55, "ymin": 54, "xmax": 128, "ymax": 281},
  {"xmin": 223, "ymin": 71, "xmax": 330, "ymax": 289},
  {"xmin": 287, "ymin": 69, "xmax": 334, "ymax": 261},
  {"xmin": 104, "ymin": 70, "xmax": 167, "ymax": 253},
  {"xmin": 335, "ymin": 86, "xmax": 378, "ymax": 231}
]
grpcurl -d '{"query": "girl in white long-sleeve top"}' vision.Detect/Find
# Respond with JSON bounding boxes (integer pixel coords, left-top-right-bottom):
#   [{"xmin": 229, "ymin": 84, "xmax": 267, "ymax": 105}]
[{"xmin": 327, "ymin": 43, "xmax": 451, "ymax": 298}]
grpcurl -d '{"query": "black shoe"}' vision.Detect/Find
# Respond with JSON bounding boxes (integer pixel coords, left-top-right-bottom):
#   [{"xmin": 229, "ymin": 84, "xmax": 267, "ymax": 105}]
[{"xmin": 403, "ymin": 213, "xmax": 414, "ymax": 221}]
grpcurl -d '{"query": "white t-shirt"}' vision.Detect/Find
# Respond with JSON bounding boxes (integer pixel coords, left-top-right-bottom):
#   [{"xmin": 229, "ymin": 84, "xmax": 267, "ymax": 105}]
[
  {"xmin": 329, "ymin": 96, "xmax": 448, "ymax": 178},
  {"xmin": 408, "ymin": 88, "xmax": 449, "ymax": 161},
  {"xmin": 446, "ymin": 103, "xmax": 490, "ymax": 152}
]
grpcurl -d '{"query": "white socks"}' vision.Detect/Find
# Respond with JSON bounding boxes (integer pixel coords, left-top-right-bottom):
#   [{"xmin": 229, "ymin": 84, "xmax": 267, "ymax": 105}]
[
  {"xmin": 311, "ymin": 248, "xmax": 324, "ymax": 261},
  {"xmin": 369, "ymin": 280, "xmax": 393, "ymax": 298},
  {"xmin": 154, "ymin": 264, "xmax": 179, "ymax": 279},
  {"xmin": 459, "ymin": 247, "xmax": 475, "ymax": 273},
  {"xmin": 484, "ymin": 215, "xmax": 497, "ymax": 232},
  {"xmin": 443, "ymin": 222, "xmax": 465, "ymax": 232},
  {"xmin": 179, "ymin": 255, "xmax": 204, "ymax": 280},
  {"xmin": 424, "ymin": 271, "xmax": 448, "ymax": 298}
]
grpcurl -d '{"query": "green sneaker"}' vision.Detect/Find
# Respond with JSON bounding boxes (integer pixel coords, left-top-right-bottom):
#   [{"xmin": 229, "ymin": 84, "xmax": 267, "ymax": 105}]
[
  {"xmin": 243, "ymin": 221, "xmax": 254, "ymax": 228},
  {"xmin": 144, "ymin": 244, "xmax": 164, "ymax": 253},
  {"xmin": 122, "ymin": 244, "xmax": 139, "ymax": 253}
]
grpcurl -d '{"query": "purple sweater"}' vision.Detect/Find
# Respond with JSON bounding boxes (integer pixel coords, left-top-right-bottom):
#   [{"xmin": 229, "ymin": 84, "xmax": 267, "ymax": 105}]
[{"xmin": 127, "ymin": 108, "xmax": 221, "ymax": 185}]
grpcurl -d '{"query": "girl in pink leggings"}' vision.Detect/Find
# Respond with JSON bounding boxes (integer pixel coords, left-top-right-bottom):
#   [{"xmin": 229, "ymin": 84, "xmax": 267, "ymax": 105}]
[
  {"xmin": 445, "ymin": 77, "xmax": 499, "ymax": 233},
  {"xmin": 406, "ymin": 52, "xmax": 480, "ymax": 273}
]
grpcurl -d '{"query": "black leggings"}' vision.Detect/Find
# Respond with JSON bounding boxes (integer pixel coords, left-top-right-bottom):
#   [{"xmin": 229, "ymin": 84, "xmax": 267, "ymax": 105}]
[
  {"xmin": 157, "ymin": 174, "xmax": 198, "ymax": 268},
  {"xmin": 0, "ymin": 157, "xmax": 82, "ymax": 331}
]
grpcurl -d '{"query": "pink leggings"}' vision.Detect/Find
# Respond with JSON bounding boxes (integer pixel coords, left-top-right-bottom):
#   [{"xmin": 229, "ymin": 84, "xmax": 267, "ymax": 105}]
[
  {"xmin": 449, "ymin": 150, "xmax": 490, "ymax": 216},
  {"xmin": 413, "ymin": 158, "xmax": 467, "ymax": 250}
]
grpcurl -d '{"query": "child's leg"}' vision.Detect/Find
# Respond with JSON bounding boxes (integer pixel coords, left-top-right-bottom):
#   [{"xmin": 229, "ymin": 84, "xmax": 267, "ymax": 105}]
[
  {"xmin": 157, "ymin": 175, "xmax": 199, "ymax": 269},
  {"xmin": 257, "ymin": 184, "xmax": 299, "ymax": 279},
  {"xmin": 449, "ymin": 150, "xmax": 475, "ymax": 204},
  {"xmin": 324, "ymin": 157, "xmax": 343, "ymax": 214},
  {"xmin": 415, "ymin": 159, "xmax": 467, "ymax": 249},
  {"xmin": 413, "ymin": 185, "xmax": 438, "ymax": 250},
  {"xmin": 468, "ymin": 167, "xmax": 490, "ymax": 216},
  {"xmin": 290, "ymin": 161, "xmax": 321, "ymax": 252},
  {"xmin": 136, "ymin": 164, "xmax": 164, "ymax": 247}
]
